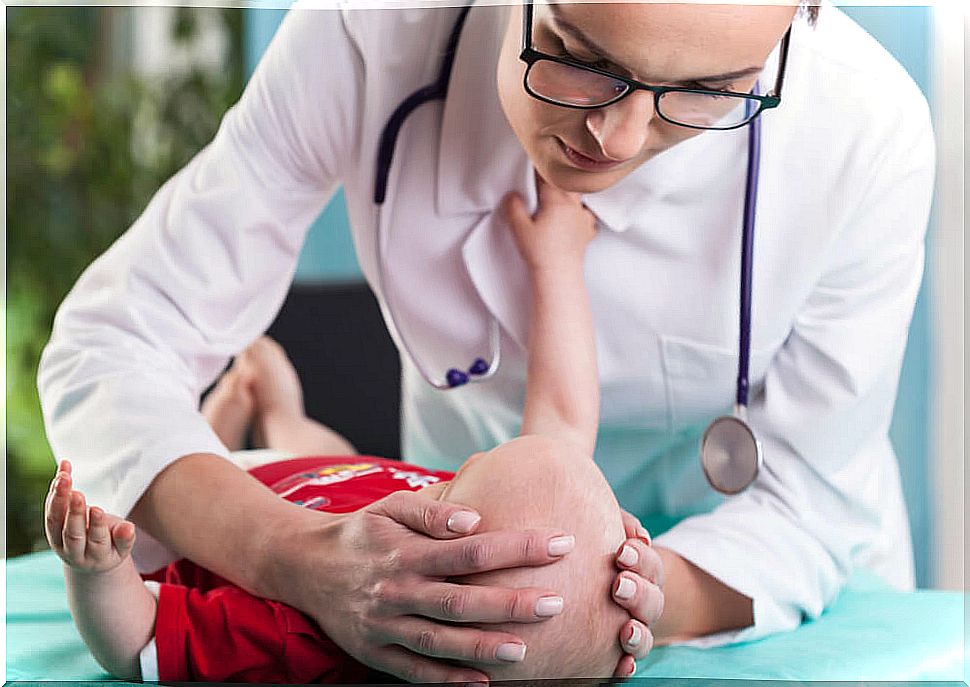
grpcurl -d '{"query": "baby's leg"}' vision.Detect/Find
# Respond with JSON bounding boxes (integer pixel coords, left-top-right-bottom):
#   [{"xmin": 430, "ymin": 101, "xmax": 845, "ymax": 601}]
[
  {"xmin": 44, "ymin": 460, "xmax": 157, "ymax": 680},
  {"xmin": 236, "ymin": 337, "xmax": 357, "ymax": 456},
  {"xmin": 201, "ymin": 363, "xmax": 254, "ymax": 451}
]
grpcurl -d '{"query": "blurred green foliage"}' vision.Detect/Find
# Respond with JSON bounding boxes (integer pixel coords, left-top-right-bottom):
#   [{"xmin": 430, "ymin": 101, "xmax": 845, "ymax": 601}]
[{"xmin": 7, "ymin": 6, "xmax": 244, "ymax": 556}]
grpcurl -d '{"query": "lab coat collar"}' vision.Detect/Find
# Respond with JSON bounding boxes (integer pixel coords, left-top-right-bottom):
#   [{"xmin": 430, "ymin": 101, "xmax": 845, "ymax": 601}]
[
  {"xmin": 436, "ymin": 2, "xmax": 526, "ymax": 219},
  {"xmin": 437, "ymin": 2, "xmax": 535, "ymax": 350}
]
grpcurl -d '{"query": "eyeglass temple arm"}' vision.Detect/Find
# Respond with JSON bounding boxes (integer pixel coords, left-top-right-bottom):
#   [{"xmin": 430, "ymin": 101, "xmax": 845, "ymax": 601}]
[
  {"xmin": 521, "ymin": 0, "xmax": 533, "ymax": 53},
  {"xmin": 771, "ymin": 25, "xmax": 793, "ymax": 98}
]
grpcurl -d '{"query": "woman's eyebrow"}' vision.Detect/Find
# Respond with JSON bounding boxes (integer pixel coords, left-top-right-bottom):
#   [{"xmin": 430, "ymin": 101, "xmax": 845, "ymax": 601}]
[{"xmin": 547, "ymin": 4, "xmax": 763, "ymax": 84}]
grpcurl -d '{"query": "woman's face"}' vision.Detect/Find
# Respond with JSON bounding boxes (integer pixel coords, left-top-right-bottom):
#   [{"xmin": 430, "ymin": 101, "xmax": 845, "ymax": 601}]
[{"xmin": 496, "ymin": 2, "xmax": 798, "ymax": 194}]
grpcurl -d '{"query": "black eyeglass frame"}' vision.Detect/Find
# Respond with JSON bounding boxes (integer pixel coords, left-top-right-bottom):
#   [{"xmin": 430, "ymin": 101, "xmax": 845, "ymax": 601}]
[{"xmin": 519, "ymin": 0, "xmax": 792, "ymax": 131}]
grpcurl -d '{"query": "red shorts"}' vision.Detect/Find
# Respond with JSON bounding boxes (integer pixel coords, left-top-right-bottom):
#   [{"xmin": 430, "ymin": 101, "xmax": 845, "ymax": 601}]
[{"xmin": 143, "ymin": 456, "xmax": 454, "ymax": 683}]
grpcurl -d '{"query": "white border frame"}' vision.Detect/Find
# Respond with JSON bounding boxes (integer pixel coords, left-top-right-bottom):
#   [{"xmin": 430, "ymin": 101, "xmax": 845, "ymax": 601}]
[{"xmin": 929, "ymin": 1, "xmax": 965, "ymax": 592}]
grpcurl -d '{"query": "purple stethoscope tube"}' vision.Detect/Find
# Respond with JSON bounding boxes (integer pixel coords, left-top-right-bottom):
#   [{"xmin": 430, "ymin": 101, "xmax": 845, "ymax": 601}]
[{"xmin": 738, "ymin": 100, "xmax": 761, "ymax": 409}]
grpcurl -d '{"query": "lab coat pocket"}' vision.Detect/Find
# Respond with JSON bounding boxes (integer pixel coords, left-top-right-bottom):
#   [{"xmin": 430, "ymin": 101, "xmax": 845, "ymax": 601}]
[{"xmin": 660, "ymin": 334, "xmax": 779, "ymax": 430}]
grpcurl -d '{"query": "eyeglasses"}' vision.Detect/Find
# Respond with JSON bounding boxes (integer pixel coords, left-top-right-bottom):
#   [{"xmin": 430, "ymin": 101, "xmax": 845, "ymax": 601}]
[{"xmin": 518, "ymin": 0, "xmax": 791, "ymax": 131}]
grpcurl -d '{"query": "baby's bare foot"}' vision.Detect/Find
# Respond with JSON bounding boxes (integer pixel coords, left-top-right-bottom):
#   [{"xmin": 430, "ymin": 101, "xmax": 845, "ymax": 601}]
[
  {"xmin": 44, "ymin": 460, "xmax": 136, "ymax": 574},
  {"xmin": 233, "ymin": 337, "xmax": 306, "ymax": 447},
  {"xmin": 236, "ymin": 337, "xmax": 304, "ymax": 418},
  {"xmin": 201, "ymin": 364, "xmax": 255, "ymax": 451}
]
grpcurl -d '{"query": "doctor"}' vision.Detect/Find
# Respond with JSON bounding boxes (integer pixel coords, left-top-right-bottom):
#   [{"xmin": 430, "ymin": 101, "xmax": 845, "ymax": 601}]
[{"xmin": 39, "ymin": 0, "xmax": 934, "ymax": 682}]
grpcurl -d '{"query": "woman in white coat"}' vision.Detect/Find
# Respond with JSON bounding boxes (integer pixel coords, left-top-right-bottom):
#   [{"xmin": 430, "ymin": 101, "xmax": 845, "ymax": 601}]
[{"xmin": 39, "ymin": 0, "xmax": 935, "ymax": 682}]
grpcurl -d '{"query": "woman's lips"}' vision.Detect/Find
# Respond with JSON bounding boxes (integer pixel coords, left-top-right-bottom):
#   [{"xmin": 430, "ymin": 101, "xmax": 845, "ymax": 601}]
[{"xmin": 557, "ymin": 138, "xmax": 628, "ymax": 172}]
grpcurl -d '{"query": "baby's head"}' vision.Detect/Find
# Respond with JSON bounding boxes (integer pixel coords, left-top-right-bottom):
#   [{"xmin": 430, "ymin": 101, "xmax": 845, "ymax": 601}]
[{"xmin": 439, "ymin": 435, "xmax": 627, "ymax": 680}]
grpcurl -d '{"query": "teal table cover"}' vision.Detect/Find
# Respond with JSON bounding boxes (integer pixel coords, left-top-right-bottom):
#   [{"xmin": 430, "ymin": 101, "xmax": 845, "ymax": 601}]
[{"xmin": 6, "ymin": 550, "xmax": 965, "ymax": 683}]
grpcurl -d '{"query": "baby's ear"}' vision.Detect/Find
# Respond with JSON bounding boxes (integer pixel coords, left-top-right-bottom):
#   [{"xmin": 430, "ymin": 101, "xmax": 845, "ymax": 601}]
[
  {"xmin": 418, "ymin": 480, "xmax": 451, "ymax": 501},
  {"xmin": 454, "ymin": 450, "xmax": 489, "ymax": 477},
  {"xmin": 441, "ymin": 450, "xmax": 491, "ymax": 502}
]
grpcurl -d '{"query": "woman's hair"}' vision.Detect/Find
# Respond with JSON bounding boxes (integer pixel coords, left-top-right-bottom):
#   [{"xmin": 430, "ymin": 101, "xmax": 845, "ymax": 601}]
[{"xmin": 802, "ymin": 0, "xmax": 821, "ymax": 26}]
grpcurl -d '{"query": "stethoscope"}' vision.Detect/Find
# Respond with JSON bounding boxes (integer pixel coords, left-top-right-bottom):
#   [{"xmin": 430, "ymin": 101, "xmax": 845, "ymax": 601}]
[{"xmin": 372, "ymin": 5, "xmax": 763, "ymax": 495}]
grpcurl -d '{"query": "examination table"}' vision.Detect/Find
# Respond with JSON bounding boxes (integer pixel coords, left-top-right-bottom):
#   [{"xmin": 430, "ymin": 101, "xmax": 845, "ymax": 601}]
[
  {"xmin": 8, "ymin": 283, "xmax": 965, "ymax": 684},
  {"xmin": 6, "ymin": 549, "xmax": 965, "ymax": 682}
]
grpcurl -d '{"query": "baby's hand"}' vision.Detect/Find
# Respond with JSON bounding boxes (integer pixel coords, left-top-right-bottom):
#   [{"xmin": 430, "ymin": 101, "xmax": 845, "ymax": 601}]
[
  {"xmin": 502, "ymin": 173, "xmax": 597, "ymax": 271},
  {"xmin": 44, "ymin": 460, "xmax": 136, "ymax": 574}
]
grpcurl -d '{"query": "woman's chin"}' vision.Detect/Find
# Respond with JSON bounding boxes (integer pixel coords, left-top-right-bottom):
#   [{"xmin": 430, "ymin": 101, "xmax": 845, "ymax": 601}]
[{"xmin": 538, "ymin": 162, "xmax": 623, "ymax": 194}]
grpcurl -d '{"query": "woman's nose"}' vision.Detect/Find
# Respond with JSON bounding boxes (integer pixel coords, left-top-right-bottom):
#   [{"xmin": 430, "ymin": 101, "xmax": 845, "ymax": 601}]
[{"xmin": 585, "ymin": 91, "xmax": 656, "ymax": 161}]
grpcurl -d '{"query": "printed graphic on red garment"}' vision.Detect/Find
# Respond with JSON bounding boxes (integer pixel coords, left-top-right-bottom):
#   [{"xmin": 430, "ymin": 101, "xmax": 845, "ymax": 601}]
[{"xmin": 247, "ymin": 456, "xmax": 455, "ymax": 514}]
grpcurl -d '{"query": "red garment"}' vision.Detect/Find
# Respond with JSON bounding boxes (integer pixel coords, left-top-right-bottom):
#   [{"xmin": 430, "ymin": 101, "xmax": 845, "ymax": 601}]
[{"xmin": 145, "ymin": 455, "xmax": 455, "ymax": 683}]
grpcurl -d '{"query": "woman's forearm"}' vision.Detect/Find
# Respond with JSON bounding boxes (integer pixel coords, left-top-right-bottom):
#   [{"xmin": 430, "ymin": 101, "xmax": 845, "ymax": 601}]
[
  {"xmin": 651, "ymin": 546, "xmax": 754, "ymax": 644},
  {"xmin": 128, "ymin": 452, "xmax": 330, "ymax": 598}
]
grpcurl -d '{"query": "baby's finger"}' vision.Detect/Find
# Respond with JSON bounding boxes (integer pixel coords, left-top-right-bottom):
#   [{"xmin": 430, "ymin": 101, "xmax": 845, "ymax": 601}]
[
  {"xmin": 501, "ymin": 191, "xmax": 533, "ymax": 232},
  {"xmin": 111, "ymin": 520, "xmax": 137, "ymax": 556},
  {"xmin": 44, "ymin": 473, "xmax": 72, "ymax": 550},
  {"xmin": 534, "ymin": 170, "xmax": 580, "ymax": 208},
  {"xmin": 63, "ymin": 491, "xmax": 88, "ymax": 562},
  {"xmin": 86, "ymin": 506, "xmax": 112, "ymax": 561}
]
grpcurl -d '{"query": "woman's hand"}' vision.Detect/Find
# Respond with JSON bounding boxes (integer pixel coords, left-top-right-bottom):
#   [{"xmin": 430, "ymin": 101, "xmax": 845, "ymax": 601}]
[
  {"xmin": 271, "ymin": 488, "xmax": 576, "ymax": 683},
  {"xmin": 610, "ymin": 509, "xmax": 665, "ymax": 677}
]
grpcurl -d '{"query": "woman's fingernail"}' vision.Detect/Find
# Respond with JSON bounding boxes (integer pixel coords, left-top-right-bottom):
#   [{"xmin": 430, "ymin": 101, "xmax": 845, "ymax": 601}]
[
  {"xmin": 627, "ymin": 659, "xmax": 637, "ymax": 676},
  {"xmin": 447, "ymin": 511, "xmax": 480, "ymax": 533},
  {"xmin": 548, "ymin": 535, "xmax": 575, "ymax": 556},
  {"xmin": 627, "ymin": 623, "xmax": 642, "ymax": 648},
  {"xmin": 497, "ymin": 643, "xmax": 527, "ymax": 662},
  {"xmin": 637, "ymin": 527, "xmax": 651, "ymax": 545},
  {"xmin": 618, "ymin": 545, "xmax": 638, "ymax": 567},
  {"xmin": 534, "ymin": 596, "xmax": 564, "ymax": 617},
  {"xmin": 615, "ymin": 576, "xmax": 636, "ymax": 600}
]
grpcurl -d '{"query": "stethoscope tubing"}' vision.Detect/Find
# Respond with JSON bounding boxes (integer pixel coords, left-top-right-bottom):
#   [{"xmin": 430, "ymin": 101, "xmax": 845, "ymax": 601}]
[{"xmin": 738, "ymin": 102, "xmax": 761, "ymax": 408}]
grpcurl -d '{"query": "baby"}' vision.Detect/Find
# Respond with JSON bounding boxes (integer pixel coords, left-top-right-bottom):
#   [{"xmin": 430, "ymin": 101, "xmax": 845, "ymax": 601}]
[{"xmin": 43, "ymin": 179, "xmax": 654, "ymax": 681}]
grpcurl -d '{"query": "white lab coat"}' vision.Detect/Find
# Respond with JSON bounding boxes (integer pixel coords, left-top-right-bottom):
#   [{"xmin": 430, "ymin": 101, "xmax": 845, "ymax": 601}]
[{"xmin": 38, "ymin": 0, "xmax": 935, "ymax": 646}]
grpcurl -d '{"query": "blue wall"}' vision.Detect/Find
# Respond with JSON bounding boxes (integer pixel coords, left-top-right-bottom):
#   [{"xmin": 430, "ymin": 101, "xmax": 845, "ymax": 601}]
[
  {"xmin": 244, "ymin": 6, "xmax": 937, "ymax": 586},
  {"xmin": 839, "ymin": 6, "xmax": 934, "ymax": 589}
]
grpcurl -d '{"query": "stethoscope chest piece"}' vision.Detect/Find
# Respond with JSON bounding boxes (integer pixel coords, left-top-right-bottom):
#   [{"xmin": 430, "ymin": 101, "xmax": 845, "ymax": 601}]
[{"xmin": 701, "ymin": 411, "xmax": 763, "ymax": 495}]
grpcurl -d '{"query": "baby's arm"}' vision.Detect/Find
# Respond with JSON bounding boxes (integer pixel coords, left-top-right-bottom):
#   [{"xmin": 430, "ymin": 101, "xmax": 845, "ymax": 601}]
[
  {"xmin": 503, "ymin": 176, "xmax": 599, "ymax": 455},
  {"xmin": 44, "ymin": 460, "xmax": 157, "ymax": 680}
]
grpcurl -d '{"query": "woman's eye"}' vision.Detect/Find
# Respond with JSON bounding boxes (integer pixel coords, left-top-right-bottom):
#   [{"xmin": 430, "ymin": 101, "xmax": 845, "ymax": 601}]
[
  {"xmin": 564, "ymin": 51, "xmax": 614, "ymax": 71},
  {"xmin": 547, "ymin": 33, "xmax": 615, "ymax": 71}
]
